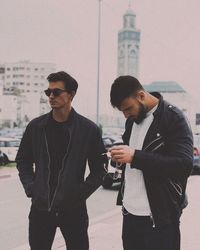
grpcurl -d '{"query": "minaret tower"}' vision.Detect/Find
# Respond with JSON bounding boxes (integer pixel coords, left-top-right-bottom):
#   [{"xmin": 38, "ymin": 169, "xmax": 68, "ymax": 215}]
[{"xmin": 117, "ymin": 2, "xmax": 140, "ymax": 78}]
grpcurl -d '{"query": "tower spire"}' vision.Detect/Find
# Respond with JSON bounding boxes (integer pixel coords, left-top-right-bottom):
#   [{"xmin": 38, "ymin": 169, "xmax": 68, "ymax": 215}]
[{"xmin": 117, "ymin": 0, "xmax": 140, "ymax": 78}]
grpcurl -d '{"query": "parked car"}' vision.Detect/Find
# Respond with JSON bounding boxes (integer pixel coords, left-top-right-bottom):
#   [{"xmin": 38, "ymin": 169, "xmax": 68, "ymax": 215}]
[
  {"xmin": 0, "ymin": 137, "xmax": 20, "ymax": 162},
  {"xmin": 102, "ymin": 136, "xmax": 123, "ymax": 189},
  {"xmin": 193, "ymin": 134, "xmax": 200, "ymax": 174},
  {"xmin": 0, "ymin": 150, "xmax": 9, "ymax": 166}
]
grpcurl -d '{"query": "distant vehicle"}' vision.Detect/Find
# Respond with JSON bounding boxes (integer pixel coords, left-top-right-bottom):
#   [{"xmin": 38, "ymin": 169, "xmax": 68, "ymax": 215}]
[
  {"xmin": 102, "ymin": 136, "xmax": 123, "ymax": 189},
  {"xmin": 193, "ymin": 134, "xmax": 200, "ymax": 174},
  {"xmin": 0, "ymin": 150, "xmax": 9, "ymax": 166},
  {"xmin": 0, "ymin": 127, "xmax": 24, "ymax": 139},
  {"xmin": 0, "ymin": 137, "xmax": 20, "ymax": 162},
  {"xmin": 102, "ymin": 137, "xmax": 115, "ymax": 149}
]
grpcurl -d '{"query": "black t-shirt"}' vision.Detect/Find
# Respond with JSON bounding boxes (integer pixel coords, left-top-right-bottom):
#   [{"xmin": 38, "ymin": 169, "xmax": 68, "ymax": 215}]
[{"xmin": 46, "ymin": 114, "xmax": 70, "ymax": 202}]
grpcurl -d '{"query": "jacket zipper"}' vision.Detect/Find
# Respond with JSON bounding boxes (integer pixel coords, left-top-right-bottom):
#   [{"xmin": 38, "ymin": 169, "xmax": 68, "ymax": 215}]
[
  {"xmin": 150, "ymin": 213, "xmax": 155, "ymax": 228},
  {"xmin": 169, "ymin": 180, "xmax": 183, "ymax": 196},
  {"xmin": 143, "ymin": 136, "xmax": 162, "ymax": 151},
  {"xmin": 49, "ymin": 131, "xmax": 71, "ymax": 212},
  {"xmin": 45, "ymin": 129, "xmax": 71, "ymax": 212},
  {"xmin": 122, "ymin": 136, "xmax": 162, "ymax": 227},
  {"xmin": 143, "ymin": 138, "xmax": 163, "ymax": 228},
  {"xmin": 44, "ymin": 132, "xmax": 51, "ymax": 210},
  {"xmin": 151, "ymin": 142, "xmax": 164, "ymax": 152}
]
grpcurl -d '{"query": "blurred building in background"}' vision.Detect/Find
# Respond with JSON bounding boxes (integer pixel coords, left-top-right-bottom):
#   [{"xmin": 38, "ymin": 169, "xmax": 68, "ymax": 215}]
[
  {"xmin": 144, "ymin": 81, "xmax": 200, "ymax": 132},
  {"xmin": 0, "ymin": 60, "xmax": 55, "ymax": 128},
  {"xmin": 117, "ymin": 6, "xmax": 140, "ymax": 78},
  {"xmin": 0, "ymin": 66, "xmax": 4, "ymax": 96},
  {"xmin": 2, "ymin": 60, "xmax": 55, "ymax": 95},
  {"xmin": 0, "ymin": 95, "xmax": 17, "ymax": 128}
]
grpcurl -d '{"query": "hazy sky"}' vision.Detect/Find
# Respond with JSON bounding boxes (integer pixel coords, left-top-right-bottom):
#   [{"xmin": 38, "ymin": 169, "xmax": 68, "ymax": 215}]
[{"xmin": 1, "ymin": 0, "xmax": 200, "ymax": 116}]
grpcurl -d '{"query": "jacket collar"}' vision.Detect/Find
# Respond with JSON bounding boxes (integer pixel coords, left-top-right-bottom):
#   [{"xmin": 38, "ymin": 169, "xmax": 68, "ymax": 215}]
[
  {"xmin": 149, "ymin": 92, "xmax": 164, "ymax": 117},
  {"xmin": 38, "ymin": 108, "xmax": 77, "ymax": 128},
  {"xmin": 126, "ymin": 92, "xmax": 164, "ymax": 125}
]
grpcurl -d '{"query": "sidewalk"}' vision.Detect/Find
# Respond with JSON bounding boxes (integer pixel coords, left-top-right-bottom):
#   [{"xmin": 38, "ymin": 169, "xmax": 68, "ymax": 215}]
[
  {"xmin": 56, "ymin": 208, "xmax": 122, "ymax": 250},
  {"xmin": 5, "ymin": 170, "xmax": 200, "ymax": 250},
  {"xmin": 0, "ymin": 166, "xmax": 17, "ymax": 180},
  {"xmin": 13, "ymin": 208, "xmax": 123, "ymax": 250}
]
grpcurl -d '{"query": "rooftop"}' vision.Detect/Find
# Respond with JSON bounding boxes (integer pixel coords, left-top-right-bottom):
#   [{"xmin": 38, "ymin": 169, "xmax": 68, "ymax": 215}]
[{"xmin": 143, "ymin": 81, "xmax": 186, "ymax": 93}]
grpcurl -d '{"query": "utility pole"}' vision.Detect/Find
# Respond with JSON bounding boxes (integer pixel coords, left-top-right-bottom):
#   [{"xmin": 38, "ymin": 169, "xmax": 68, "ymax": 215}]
[{"xmin": 96, "ymin": 0, "xmax": 102, "ymax": 126}]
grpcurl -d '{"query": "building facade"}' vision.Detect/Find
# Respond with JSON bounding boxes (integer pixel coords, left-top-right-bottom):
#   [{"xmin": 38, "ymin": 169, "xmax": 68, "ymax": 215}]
[
  {"xmin": 2, "ymin": 60, "xmax": 55, "ymax": 96},
  {"xmin": 0, "ymin": 95, "xmax": 18, "ymax": 128},
  {"xmin": 0, "ymin": 66, "xmax": 4, "ymax": 96},
  {"xmin": 0, "ymin": 60, "xmax": 56, "ymax": 128}
]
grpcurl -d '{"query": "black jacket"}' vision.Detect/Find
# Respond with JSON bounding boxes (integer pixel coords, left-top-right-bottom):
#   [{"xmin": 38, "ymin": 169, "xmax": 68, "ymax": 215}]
[
  {"xmin": 117, "ymin": 92, "xmax": 193, "ymax": 227},
  {"xmin": 16, "ymin": 109, "xmax": 106, "ymax": 212}
]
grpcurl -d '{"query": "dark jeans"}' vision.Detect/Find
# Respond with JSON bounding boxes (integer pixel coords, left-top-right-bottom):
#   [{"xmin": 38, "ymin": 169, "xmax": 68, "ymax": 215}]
[
  {"xmin": 29, "ymin": 205, "xmax": 89, "ymax": 250},
  {"xmin": 122, "ymin": 208, "xmax": 180, "ymax": 250}
]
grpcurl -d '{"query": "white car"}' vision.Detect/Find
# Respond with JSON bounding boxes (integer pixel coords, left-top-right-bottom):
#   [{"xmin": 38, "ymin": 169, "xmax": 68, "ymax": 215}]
[{"xmin": 0, "ymin": 137, "xmax": 20, "ymax": 162}]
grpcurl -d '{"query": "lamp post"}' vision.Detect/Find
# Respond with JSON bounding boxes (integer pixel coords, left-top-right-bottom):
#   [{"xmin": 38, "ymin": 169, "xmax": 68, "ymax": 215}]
[{"xmin": 96, "ymin": 0, "xmax": 102, "ymax": 126}]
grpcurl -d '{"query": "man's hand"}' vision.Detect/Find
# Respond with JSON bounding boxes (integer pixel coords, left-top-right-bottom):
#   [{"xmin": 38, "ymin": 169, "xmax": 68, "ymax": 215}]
[{"xmin": 109, "ymin": 145, "xmax": 135, "ymax": 164}]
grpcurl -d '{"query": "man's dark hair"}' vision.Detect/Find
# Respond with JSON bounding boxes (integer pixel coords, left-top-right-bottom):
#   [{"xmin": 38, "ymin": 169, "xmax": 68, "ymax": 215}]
[
  {"xmin": 110, "ymin": 75, "xmax": 144, "ymax": 108},
  {"xmin": 47, "ymin": 71, "xmax": 78, "ymax": 93}
]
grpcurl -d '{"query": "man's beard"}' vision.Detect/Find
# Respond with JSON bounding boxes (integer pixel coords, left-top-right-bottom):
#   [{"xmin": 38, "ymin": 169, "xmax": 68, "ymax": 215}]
[{"xmin": 133, "ymin": 103, "xmax": 147, "ymax": 124}]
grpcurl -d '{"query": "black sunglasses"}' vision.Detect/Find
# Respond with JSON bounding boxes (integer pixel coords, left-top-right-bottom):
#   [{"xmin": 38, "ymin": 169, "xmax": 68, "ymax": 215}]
[{"xmin": 44, "ymin": 88, "xmax": 67, "ymax": 97}]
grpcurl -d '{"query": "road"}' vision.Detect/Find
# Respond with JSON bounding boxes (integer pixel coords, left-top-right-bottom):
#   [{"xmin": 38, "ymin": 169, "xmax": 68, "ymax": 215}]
[
  {"xmin": 0, "ymin": 167, "xmax": 118, "ymax": 250},
  {"xmin": 1, "ymin": 168, "xmax": 200, "ymax": 250}
]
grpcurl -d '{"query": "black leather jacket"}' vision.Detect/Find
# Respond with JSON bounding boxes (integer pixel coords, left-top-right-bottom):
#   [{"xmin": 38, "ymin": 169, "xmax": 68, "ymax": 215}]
[
  {"xmin": 16, "ymin": 109, "xmax": 106, "ymax": 212},
  {"xmin": 117, "ymin": 93, "xmax": 193, "ymax": 227}
]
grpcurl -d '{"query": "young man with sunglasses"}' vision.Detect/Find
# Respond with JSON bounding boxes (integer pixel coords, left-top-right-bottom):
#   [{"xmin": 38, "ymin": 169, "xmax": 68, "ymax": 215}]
[
  {"xmin": 109, "ymin": 76, "xmax": 193, "ymax": 250},
  {"xmin": 16, "ymin": 71, "xmax": 106, "ymax": 250}
]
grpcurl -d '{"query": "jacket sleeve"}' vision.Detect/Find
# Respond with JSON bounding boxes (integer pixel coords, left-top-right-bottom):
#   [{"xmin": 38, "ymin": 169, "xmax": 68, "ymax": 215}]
[
  {"xmin": 15, "ymin": 123, "xmax": 35, "ymax": 197},
  {"xmin": 131, "ymin": 115, "xmax": 193, "ymax": 178},
  {"xmin": 80, "ymin": 126, "xmax": 106, "ymax": 199}
]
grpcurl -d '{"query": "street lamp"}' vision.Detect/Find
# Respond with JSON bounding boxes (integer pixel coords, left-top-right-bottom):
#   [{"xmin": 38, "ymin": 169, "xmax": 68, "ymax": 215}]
[{"xmin": 96, "ymin": 0, "xmax": 102, "ymax": 126}]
